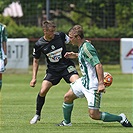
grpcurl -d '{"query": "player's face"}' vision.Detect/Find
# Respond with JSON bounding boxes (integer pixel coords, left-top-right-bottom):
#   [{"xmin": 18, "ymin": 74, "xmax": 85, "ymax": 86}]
[
  {"xmin": 43, "ymin": 27, "xmax": 55, "ymax": 41},
  {"xmin": 69, "ymin": 33, "xmax": 78, "ymax": 46}
]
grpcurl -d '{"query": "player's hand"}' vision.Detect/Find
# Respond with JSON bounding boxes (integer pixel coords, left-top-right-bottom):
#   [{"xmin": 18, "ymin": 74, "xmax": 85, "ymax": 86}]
[
  {"xmin": 86, "ymin": 40, "xmax": 91, "ymax": 43},
  {"xmin": 64, "ymin": 52, "xmax": 78, "ymax": 59},
  {"xmin": 97, "ymin": 83, "xmax": 106, "ymax": 93},
  {"xmin": 30, "ymin": 79, "xmax": 37, "ymax": 87},
  {"xmin": 64, "ymin": 52, "xmax": 73, "ymax": 58}
]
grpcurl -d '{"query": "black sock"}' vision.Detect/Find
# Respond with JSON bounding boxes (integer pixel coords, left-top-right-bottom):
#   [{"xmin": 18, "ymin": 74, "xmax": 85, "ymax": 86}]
[{"xmin": 36, "ymin": 94, "xmax": 45, "ymax": 116}]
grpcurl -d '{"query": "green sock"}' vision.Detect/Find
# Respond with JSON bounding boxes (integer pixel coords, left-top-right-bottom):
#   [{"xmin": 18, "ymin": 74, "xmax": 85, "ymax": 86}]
[
  {"xmin": 0, "ymin": 80, "xmax": 2, "ymax": 91},
  {"xmin": 63, "ymin": 102, "xmax": 73, "ymax": 124},
  {"xmin": 101, "ymin": 112, "xmax": 122, "ymax": 122}
]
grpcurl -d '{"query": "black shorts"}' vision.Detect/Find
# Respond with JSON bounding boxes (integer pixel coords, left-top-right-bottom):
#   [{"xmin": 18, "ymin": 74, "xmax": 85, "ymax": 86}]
[{"xmin": 44, "ymin": 65, "xmax": 79, "ymax": 85}]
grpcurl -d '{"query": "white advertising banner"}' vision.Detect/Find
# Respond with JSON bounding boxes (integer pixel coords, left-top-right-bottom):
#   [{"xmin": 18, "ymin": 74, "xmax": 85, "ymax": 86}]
[
  {"xmin": 121, "ymin": 38, "xmax": 133, "ymax": 74},
  {"xmin": 6, "ymin": 38, "xmax": 29, "ymax": 72}
]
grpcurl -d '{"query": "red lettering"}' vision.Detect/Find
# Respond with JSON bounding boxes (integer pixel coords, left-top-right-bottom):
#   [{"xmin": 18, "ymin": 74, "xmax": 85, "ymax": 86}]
[{"xmin": 126, "ymin": 48, "xmax": 133, "ymax": 57}]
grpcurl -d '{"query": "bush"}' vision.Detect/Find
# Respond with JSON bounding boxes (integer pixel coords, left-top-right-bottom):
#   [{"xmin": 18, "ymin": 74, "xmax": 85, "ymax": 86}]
[{"xmin": 0, "ymin": 16, "xmax": 132, "ymax": 64}]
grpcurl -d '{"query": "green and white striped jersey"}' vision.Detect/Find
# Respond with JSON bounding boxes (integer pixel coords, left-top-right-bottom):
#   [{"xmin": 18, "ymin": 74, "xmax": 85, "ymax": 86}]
[
  {"xmin": 0, "ymin": 23, "xmax": 7, "ymax": 44},
  {"xmin": 0, "ymin": 23, "xmax": 7, "ymax": 59},
  {"xmin": 78, "ymin": 41, "xmax": 100, "ymax": 90}
]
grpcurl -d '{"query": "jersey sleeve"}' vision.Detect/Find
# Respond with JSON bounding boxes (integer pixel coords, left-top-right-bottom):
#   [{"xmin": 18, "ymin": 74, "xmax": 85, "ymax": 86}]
[
  {"xmin": 32, "ymin": 42, "xmax": 41, "ymax": 59},
  {"xmin": 83, "ymin": 42, "xmax": 100, "ymax": 67},
  {"xmin": 2, "ymin": 25, "xmax": 8, "ymax": 42},
  {"xmin": 65, "ymin": 34, "xmax": 70, "ymax": 44},
  {"xmin": 59, "ymin": 32, "xmax": 70, "ymax": 44}
]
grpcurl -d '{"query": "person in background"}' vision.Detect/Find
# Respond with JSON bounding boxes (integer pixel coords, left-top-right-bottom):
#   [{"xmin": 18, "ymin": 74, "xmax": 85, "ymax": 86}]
[
  {"xmin": 0, "ymin": 23, "xmax": 7, "ymax": 91},
  {"xmin": 57, "ymin": 25, "xmax": 132, "ymax": 127},
  {"xmin": 30, "ymin": 20, "xmax": 79, "ymax": 124}
]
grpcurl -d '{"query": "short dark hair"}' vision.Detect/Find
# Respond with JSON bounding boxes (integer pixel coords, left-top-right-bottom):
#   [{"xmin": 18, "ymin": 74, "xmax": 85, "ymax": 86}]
[{"xmin": 42, "ymin": 20, "xmax": 56, "ymax": 30}]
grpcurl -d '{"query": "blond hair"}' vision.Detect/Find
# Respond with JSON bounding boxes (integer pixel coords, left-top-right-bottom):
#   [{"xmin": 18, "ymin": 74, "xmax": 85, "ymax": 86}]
[{"xmin": 69, "ymin": 25, "xmax": 84, "ymax": 39}]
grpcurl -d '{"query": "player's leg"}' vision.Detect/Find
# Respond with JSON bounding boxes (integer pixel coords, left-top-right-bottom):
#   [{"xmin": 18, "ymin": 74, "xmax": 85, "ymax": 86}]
[
  {"xmin": 57, "ymin": 89, "xmax": 77, "ymax": 126},
  {"xmin": 69, "ymin": 74, "xmax": 79, "ymax": 82},
  {"xmin": 0, "ymin": 74, "xmax": 2, "ymax": 90},
  {"xmin": 57, "ymin": 78, "xmax": 83, "ymax": 126},
  {"xmin": 0, "ymin": 49, "xmax": 6, "ymax": 90},
  {"xmin": 63, "ymin": 89, "xmax": 77, "ymax": 123},
  {"xmin": 89, "ymin": 109, "xmax": 122, "ymax": 121},
  {"xmin": 57, "ymin": 69, "xmax": 79, "ymax": 126},
  {"xmin": 30, "ymin": 80, "xmax": 52, "ymax": 124},
  {"xmin": 87, "ymin": 90, "xmax": 132, "ymax": 127},
  {"xmin": 89, "ymin": 109, "xmax": 132, "ymax": 127},
  {"xmin": 30, "ymin": 73, "xmax": 61, "ymax": 124},
  {"xmin": 36, "ymin": 80, "xmax": 52, "ymax": 115},
  {"xmin": 58, "ymin": 66, "xmax": 79, "ymax": 125}
]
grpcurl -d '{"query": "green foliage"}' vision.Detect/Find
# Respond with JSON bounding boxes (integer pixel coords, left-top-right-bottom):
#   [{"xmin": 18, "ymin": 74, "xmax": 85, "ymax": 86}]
[
  {"xmin": 116, "ymin": 3, "xmax": 132, "ymax": 27},
  {"xmin": 84, "ymin": 26, "xmax": 133, "ymax": 38},
  {"xmin": 0, "ymin": 0, "xmax": 10, "ymax": 13},
  {"xmin": 55, "ymin": 19, "xmax": 72, "ymax": 33},
  {"xmin": 0, "ymin": 0, "xmax": 133, "ymax": 38},
  {"xmin": 0, "ymin": 15, "xmax": 16, "ymax": 26},
  {"xmin": 0, "ymin": 15, "xmax": 43, "ymax": 38},
  {"xmin": 7, "ymin": 25, "xmax": 43, "ymax": 38},
  {"xmin": 1, "ymin": 15, "xmax": 130, "ymax": 64},
  {"xmin": 1, "ymin": 0, "xmax": 133, "ymax": 65},
  {"xmin": 93, "ymin": 41, "xmax": 120, "ymax": 64}
]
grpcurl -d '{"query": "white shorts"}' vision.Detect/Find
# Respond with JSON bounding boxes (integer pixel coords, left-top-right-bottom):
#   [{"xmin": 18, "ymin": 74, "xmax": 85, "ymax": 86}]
[
  {"xmin": 0, "ymin": 48, "xmax": 6, "ymax": 73},
  {"xmin": 0, "ymin": 59, "xmax": 5, "ymax": 73},
  {"xmin": 70, "ymin": 78, "xmax": 101, "ymax": 109}
]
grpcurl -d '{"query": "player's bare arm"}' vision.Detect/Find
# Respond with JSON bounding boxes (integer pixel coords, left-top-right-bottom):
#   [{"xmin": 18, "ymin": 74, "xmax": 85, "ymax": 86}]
[
  {"xmin": 3, "ymin": 41, "xmax": 7, "ymax": 66},
  {"xmin": 64, "ymin": 52, "xmax": 78, "ymax": 59},
  {"xmin": 95, "ymin": 63, "xmax": 105, "ymax": 93},
  {"xmin": 30, "ymin": 58, "xmax": 39, "ymax": 87}
]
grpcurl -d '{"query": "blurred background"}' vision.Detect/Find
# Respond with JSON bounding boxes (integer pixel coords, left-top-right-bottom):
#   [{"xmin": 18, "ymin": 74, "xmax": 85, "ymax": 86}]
[{"xmin": 0, "ymin": 0, "xmax": 133, "ymax": 66}]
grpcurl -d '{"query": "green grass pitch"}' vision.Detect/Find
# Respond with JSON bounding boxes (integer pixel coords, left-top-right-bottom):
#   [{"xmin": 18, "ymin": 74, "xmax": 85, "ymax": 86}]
[{"xmin": 1, "ymin": 65, "xmax": 133, "ymax": 133}]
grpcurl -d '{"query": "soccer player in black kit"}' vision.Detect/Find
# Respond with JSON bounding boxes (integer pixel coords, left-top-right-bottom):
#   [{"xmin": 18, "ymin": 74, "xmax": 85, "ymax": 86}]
[{"xmin": 30, "ymin": 21, "xmax": 79, "ymax": 124}]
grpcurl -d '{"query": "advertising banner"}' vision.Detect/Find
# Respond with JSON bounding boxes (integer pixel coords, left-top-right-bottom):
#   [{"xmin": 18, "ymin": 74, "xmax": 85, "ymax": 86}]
[
  {"xmin": 6, "ymin": 38, "xmax": 29, "ymax": 73},
  {"xmin": 121, "ymin": 38, "xmax": 133, "ymax": 74}
]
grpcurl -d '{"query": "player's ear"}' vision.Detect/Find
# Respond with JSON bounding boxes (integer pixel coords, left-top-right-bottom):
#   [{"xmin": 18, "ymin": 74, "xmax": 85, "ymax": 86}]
[{"xmin": 77, "ymin": 35, "xmax": 81, "ymax": 39}]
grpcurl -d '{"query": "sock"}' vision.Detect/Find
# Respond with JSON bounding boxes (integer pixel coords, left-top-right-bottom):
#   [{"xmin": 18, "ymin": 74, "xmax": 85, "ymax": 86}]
[
  {"xmin": 0, "ymin": 80, "xmax": 2, "ymax": 90},
  {"xmin": 36, "ymin": 94, "xmax": 45, "ymax": 116},
  {"xmin": 63, "ymin": 102, "xmax": 73, "ymax": 124},
  {"xmin": 101, "ymin": 112, "xmax": 122, "ymax": 122}
]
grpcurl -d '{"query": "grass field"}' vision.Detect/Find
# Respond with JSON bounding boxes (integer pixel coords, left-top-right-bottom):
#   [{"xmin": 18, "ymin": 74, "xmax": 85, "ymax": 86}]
[{"xmin": 1, "ymin": 65, "xmax": 133, "ymax": 133}]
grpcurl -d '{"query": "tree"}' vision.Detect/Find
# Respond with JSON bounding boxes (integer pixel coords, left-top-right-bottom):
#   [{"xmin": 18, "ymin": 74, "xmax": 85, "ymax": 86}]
[{"xmin": 0, "ymin": 0, "xmax": 11, "ymax": 14}]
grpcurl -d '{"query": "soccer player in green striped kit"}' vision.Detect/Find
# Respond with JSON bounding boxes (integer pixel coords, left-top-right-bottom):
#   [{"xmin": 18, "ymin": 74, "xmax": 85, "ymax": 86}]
[
  {"xmin": 57, "ymin": 25, "xmax": 132, "ymax": 127},
  {"xmin": 0, "ymin": 23, "xmax": 7, "ymax": 91}
]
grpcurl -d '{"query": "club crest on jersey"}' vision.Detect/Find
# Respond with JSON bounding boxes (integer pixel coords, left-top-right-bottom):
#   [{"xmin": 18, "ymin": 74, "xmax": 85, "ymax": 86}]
[
  {"xmin": 46, "ymin": 48, "xmax": 62, "ymax": 62},
  {"xmin": 67, "ymin": 66, "xmax": 76, "ymax": 73},
  {"xmin": 51, "ymin": 45, "xmax": 55, "ymax": 50}
]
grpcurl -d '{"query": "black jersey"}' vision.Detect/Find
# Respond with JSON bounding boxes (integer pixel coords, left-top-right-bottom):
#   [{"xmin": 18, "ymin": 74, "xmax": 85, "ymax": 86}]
[{"xmin": 33, "ymin": 32, "xmax": 75, "ymax": 72}]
